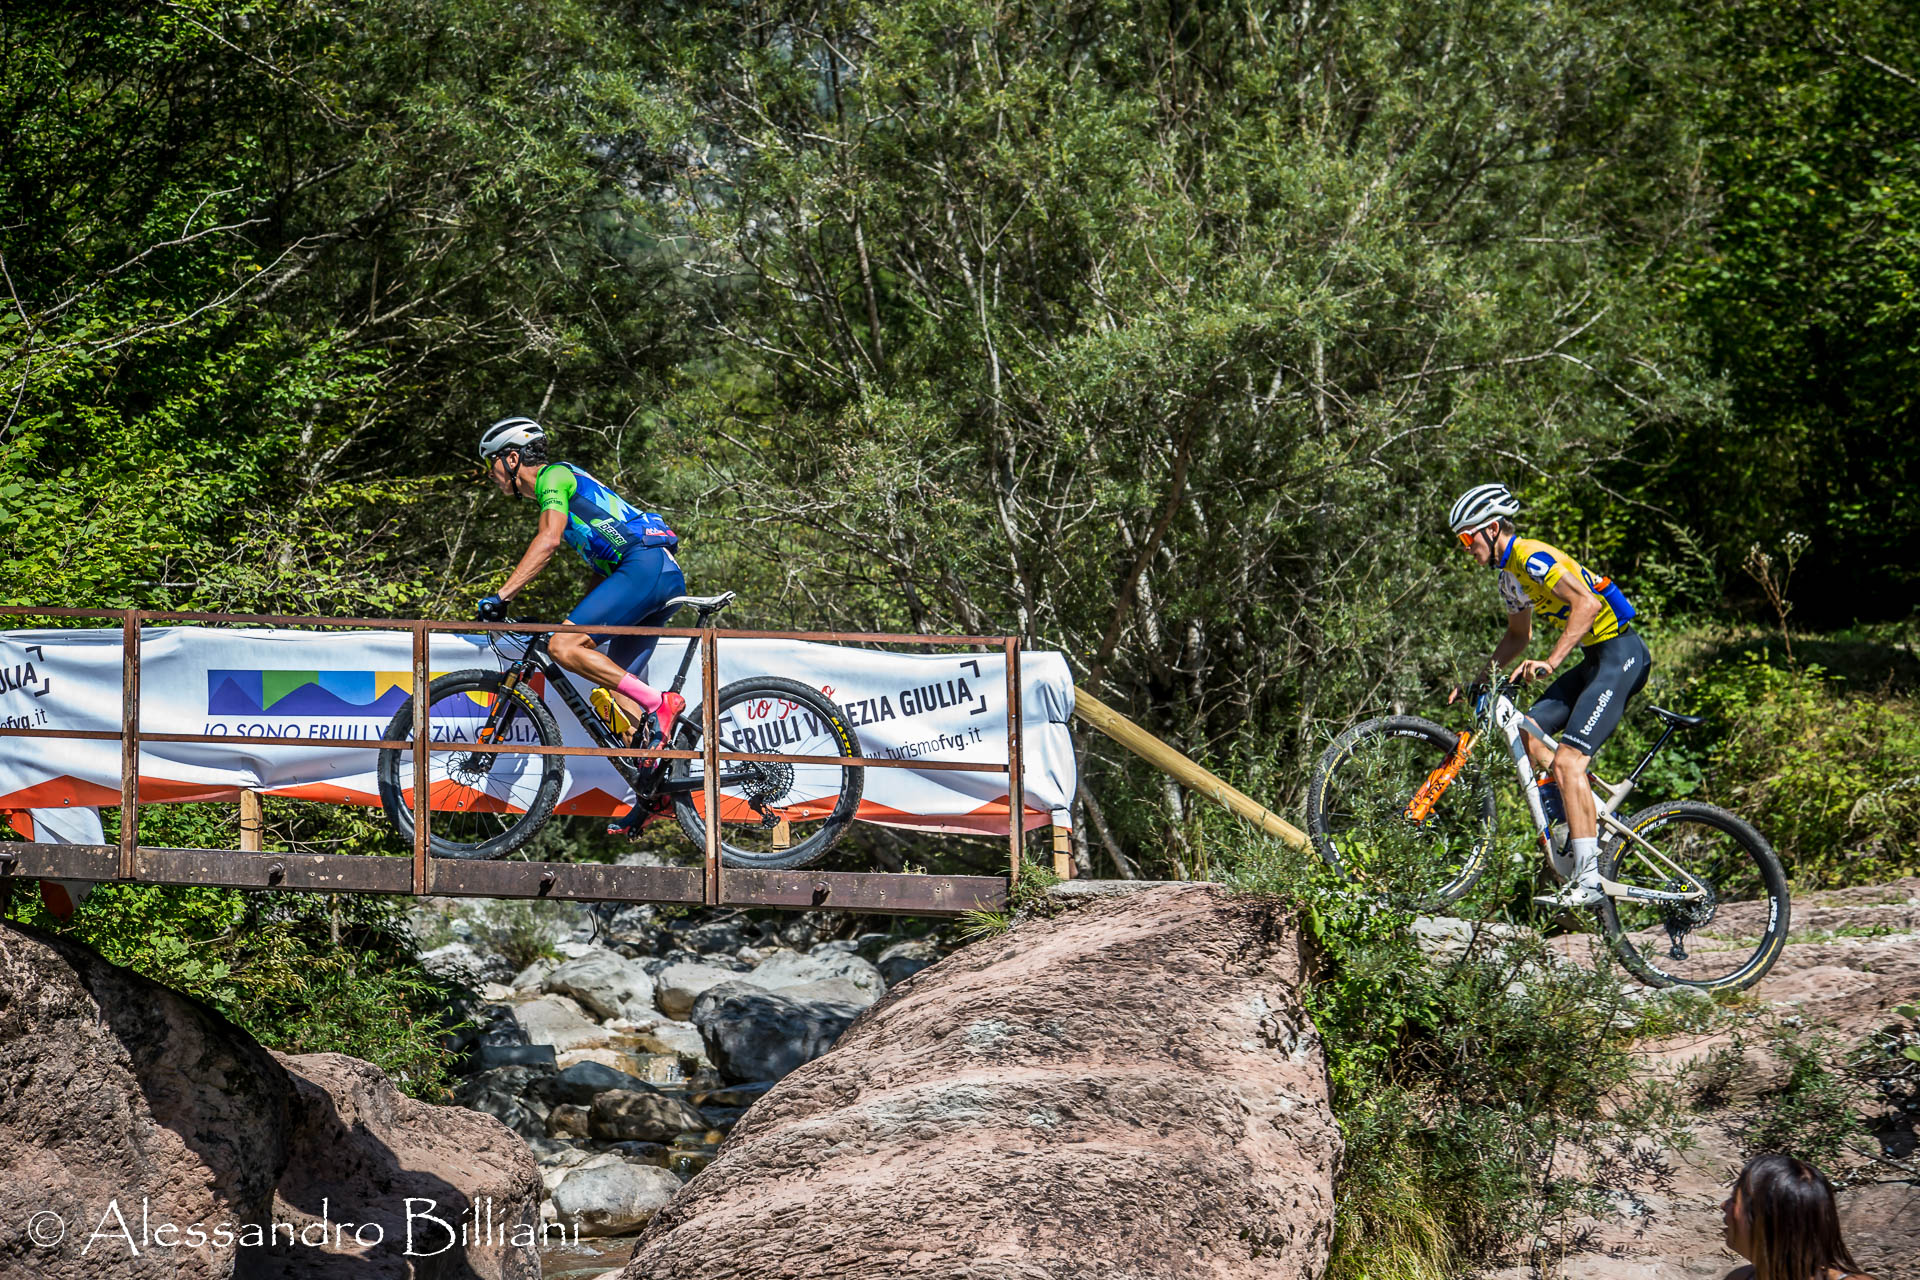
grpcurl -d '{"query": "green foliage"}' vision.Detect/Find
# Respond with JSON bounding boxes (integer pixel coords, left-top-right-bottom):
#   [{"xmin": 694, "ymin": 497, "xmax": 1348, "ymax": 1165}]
[
  {"xmin": 475, "ymin": 899, "xmax": 568, "ymax": 974},
  {"xmin": 1643, "ymin": 0, "xmax": 1920, "ymax": 623},
  {"xmin": 954, "ymin": 908, "xmax": 1012, "ymax": 942},
  {"xmin": 1678, "ymin": 651, "xmax": 1920, "ymax": 886},
  {"xmin": 1222, "ymin": 830, "xmax": 1685, "ymax": 1274}
]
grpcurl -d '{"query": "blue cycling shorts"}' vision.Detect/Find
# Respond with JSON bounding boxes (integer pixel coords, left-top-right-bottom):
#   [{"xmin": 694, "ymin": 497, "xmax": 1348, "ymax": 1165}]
[{"xmin": 564, "ymin": 546, "xmax": 687, "ymax": 674}]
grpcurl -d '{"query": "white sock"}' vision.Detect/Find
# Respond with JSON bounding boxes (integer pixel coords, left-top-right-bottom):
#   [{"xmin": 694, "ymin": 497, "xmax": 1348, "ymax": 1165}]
[{"xmin": 1569, "ymin": 836, "xmax": 1600, "ymax": 882}]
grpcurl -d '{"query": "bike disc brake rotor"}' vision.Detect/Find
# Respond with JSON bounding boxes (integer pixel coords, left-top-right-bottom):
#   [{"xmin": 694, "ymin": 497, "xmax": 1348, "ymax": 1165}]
[
  {"xmin": 448, "ymin": 752, "xmax": 497, "ymax": 788},
  {"xmin": 1660, "ymin": 877, "xmax": 1718, "ymax": 960},
  {"xmin": 739, "ymin": 761, "xmax": 796, "ymax": 827}
]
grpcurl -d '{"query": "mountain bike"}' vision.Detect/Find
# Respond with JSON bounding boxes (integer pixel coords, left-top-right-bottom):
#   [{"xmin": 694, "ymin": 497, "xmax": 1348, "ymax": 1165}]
[
  {"xmin": 1304, "ymin": 676, "xmax": 1790, "ymax": 992},
  {"xmin": 374, "ymin": 592, "xmax": 864, "ymax": 869}
]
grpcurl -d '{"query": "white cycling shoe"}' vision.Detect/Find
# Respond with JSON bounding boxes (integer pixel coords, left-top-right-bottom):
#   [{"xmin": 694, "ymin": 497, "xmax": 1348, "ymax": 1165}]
[{"xmin": 1533, "ymin": 872, "xmax": 1609, "ymax": 910}]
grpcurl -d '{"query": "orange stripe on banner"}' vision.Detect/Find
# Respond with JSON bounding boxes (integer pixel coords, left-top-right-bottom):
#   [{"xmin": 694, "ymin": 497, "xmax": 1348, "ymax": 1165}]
[{"xmin": 3, "ymin": 809, "xmax": 30, "ymax": 840}]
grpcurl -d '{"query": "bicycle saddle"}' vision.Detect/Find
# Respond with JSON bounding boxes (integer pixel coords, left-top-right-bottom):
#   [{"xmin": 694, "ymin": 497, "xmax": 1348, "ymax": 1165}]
[
  {"xmin": 1649, "ymin": 706, "xmax": 1705, "ymax": 729},
  {"xmin": 665, "ymin": 591, "xmax": 737, "ymax": 612}
]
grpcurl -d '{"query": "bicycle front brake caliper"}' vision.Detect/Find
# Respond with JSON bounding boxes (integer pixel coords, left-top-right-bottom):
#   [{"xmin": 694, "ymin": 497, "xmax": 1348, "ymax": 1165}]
[{"xmin": 1405, "ymin": 730, "xmax": 1474, "ymax": 823}]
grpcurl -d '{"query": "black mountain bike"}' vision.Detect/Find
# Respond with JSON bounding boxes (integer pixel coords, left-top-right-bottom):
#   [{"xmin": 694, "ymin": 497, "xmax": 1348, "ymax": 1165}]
[
  {"xmin": 1304, "ymin": 675, "xmax": 1789, "ymax": 992},
  {"xmin": 375, "ymin": 592, "xmax": 864, "ymax": 869}
]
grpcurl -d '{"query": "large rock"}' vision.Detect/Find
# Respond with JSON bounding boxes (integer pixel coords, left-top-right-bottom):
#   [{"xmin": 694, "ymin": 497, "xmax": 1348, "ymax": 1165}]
[
  {"xmin": 0, "ymin": 922, "xmax": 539, "ymax": 1280},
  {"xmin": 874, "ymin": 937, "xmax": 942, "ymax": 985},
  {"xmin": 653, "ymin": 961, "xmax": 747, "ymax": 1019},
  {"xmin": 509, "ymin": 994, "xmax": 610, "ymax": 1052},
  {"xmin": 247, "ymin": 1052, "xmax": 541, "ymax": 1279},
  {"xmin": 418, "ymin": 940, "xmax": 512, "ymax": 988},
  {"xmin": 455, "ymin": 1065, "xmax": 556, "ymax": 1140},
  {"xmin": 627, "ymin": 1018, "xmax": 709, "ymax": 1064},
  {"xmin": 627, "ymin": 885, "xmax": 1339, "ymax": 1279},
  {"xmin": 549, "ymin": 1162, "xmax": 684, "ymax": 1238},
  {"xmin": 587, "ymin": 1089, "xmax": 710, "ymax": 1142},
  {"xmin": 746, "ymin": 947, "xmax": 887, "ymax": 1005},
  {"xmin": 544, "ymin": 950, "xmax": 655, "ymax": 1022},
  {"xmin": 0, "ymin": 922, "xmax": 292, "ymax": 1279},
  {"xmin": 543, "ymin": 1060, "xmax": 653, "ymax": 1107},
  {"xmin": 688, "ymin": 981, "xmax": 865, "ymax": 1083}
]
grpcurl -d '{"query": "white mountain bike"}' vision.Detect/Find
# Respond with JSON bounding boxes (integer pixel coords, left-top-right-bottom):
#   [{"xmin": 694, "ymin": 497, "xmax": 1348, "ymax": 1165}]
[{"xmin": 1305, "ymin": 675, "xmax": 1789, "ymax": 992}]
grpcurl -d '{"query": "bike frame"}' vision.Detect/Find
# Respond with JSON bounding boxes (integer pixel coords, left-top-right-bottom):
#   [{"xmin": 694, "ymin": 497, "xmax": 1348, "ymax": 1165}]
[
  {"xmin": 1476, "ymin": 686, "xmax": 1706, "ymax": 904},
  {"xmin": 481, "ymin": 600, "xmax": 737, "ymax": 796}
]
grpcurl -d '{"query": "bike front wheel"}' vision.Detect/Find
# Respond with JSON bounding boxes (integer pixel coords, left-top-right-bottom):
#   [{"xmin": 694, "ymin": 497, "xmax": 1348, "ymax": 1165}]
[
  {"xmin": 1306, "ymin": 715, "xmax": 1496, "ymax": 908},
  {"xmin": 376, "ymin": 669, "xmax": 567, "ymax": 860},
  {"xmin": 669, "ymin": 676, "xmax": 865, "ymax": 870},
  {"xmin": 1596, "ymin": 800, "xmax": 1789, "ymax": 992}
]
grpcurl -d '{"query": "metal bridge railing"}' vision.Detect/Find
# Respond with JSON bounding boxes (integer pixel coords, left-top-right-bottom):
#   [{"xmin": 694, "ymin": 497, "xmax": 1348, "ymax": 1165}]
[{"xmin": 0, "ymin": 607, "xmax": 1025, "ymax": 916}]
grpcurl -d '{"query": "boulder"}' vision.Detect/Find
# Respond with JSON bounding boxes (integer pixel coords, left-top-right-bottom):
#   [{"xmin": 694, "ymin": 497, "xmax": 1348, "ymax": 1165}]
[
  {"xmin": 454, "ymin": 1065, "xmax": 556, "ymax": 1141},
  {"xmin": 746, "ymin": 948, "xmax": 886, "ymax": 1005},
  {"xmin": 510, "ymin": 958, "xmax": 555, "ymax": 993},
  {"xmin": 688, "ymin": 981, "xmax": 865, "ymax": 1084},
  {"xmin": 546, "ymin": 1104, "xmax": 591, "ymax": 1139},
  {"xmin": 626, "ymin": 885, "xmax": 1340, "ymax": 1280},
  {"xmin": 0, "ymin": 921, "xmax": 541, "ymax": 1280},
  {"xmin": 768, "ymin": 977, "xmax": 874, "ymax": 1007},
  {"xmin": 510, "ymin": 994, "xmax": 610, "ymax": 1052},
  {"xmin": 627, "ymin": 1019, "xmax": 711, "ymax": 1065},
  {"xmin": 661, "ymin": 915, "xmax": 762, "ymax": 955},
  {"xmin": 419, "ymin": 940, "xmax": 511, "ymax": 987},
  {"xmin": 473, "ymin": 1043, "xmax": 556, "ymax": 1072},
  {"xmin": 587, "ymin": 1089, "xmax": 710, "ymax": 1143},
  {"xmin": 875, "ymin": 937, "xmax": 943, "ymax": 985},
  {"xmin": 252, "ymin": 1052, "xmax": 542, "ymax": 1278},
  {"xmin": 549, "ymin": 1162, "xmax": 684, "ymax": 1238},
  {"xmin": 543, "ymin": 1061, "xmax": 654, "ymax": 1108},
  {"xmin": 545, "ymin": 951, "xmax": 655, "ymax": 1022},
  {"xmin": 653, "ymin": 962, "xmax": 747, "ymax": 1020},
  {"xmin": 0, "ymin": 921, "xmax": 292, "ymax": 1280}
]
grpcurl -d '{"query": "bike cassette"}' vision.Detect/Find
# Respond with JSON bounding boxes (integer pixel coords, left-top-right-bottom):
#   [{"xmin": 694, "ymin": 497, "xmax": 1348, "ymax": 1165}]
[
  {"xmin": 740, "ymin": 761, "xmax": 795, "ymax": 828},
  {"xmin": 1661, "ymin": 877, "xmax": 1718, "ymax": 960}
]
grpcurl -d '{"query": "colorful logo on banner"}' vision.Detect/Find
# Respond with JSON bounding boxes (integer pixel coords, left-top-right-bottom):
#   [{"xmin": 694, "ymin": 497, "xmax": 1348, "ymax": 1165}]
[{"xmin": 206, "ymin": 671, "xmax": 499, "ymax": 718}]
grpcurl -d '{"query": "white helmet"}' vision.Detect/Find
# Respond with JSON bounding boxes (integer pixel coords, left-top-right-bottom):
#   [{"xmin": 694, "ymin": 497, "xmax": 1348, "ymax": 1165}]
[
  {"xmin": 1448, "ymin": 483, "xmax": 1520, "ymax": 534},
  {"xmin": 478, "ymin": 415, "xmax": 545, "ymax": 461}
]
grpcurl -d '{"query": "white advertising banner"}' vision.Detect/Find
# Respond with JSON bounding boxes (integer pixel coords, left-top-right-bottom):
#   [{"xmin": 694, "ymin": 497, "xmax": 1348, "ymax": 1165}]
[{"xmin": 0, "ymin": 627, "xmax": 1076, "ymax": 837}]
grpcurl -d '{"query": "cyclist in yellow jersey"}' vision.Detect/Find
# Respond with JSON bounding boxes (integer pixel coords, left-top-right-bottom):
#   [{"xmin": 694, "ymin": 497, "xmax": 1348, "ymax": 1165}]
[{"xmin": 1448, "ymin": 483, "xmax": 1653, "ymax": 907}]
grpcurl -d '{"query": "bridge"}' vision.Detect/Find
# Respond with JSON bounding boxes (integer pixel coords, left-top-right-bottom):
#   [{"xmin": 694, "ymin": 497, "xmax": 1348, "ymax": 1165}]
[{"xmin": 0, "ymin": 607, "xmax": 1056, "ymax": 918}]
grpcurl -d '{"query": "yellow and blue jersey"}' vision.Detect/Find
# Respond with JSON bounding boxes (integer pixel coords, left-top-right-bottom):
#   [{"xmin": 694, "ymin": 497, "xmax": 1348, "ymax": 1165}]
[{"xmin": 1496, "ymin": 536, "xmax": 1636, "ymax": 645}]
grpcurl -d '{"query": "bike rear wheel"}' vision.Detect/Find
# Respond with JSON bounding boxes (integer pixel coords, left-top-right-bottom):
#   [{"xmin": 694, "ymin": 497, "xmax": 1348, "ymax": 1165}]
[
  {"xmin": 1306, "ymin": 715, "xmax": 1496, "ymax": 907},
  {"xmin": 377, "ymin": 669, "xmax": 566, "ymax": 860},
  {"xmin": 1596, "ymin": 800, "xmax": 1789, "ymax": 992},
  {"xmin": 669, "ymin": 676, "xmax": 864, "ymax": 870}
]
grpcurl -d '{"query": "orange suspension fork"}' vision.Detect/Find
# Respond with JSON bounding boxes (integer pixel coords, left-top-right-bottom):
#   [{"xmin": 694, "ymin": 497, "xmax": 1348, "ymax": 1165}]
[{"xmin": 1405, "ymin": 731, "xmax": 1474, "ymax": 822}]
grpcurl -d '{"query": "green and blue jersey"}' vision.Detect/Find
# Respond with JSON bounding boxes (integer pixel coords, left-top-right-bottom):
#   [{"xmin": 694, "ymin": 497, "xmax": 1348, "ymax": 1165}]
[{"xmin": 533, "ymin": 463, "xmax": 677, "ymax": 576}]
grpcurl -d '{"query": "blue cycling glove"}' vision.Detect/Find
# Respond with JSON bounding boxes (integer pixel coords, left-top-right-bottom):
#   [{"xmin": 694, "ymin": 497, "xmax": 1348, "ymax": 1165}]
[{"xmin": 476, "ymin": 594, "xmax": 509, "ymax": 622}]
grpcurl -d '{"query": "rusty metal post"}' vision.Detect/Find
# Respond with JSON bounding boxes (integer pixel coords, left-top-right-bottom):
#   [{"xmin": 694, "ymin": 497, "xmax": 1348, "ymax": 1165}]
[
  {"xmin": 411, "ymin": 623, "xmax": 431, "ymax": 896},
  {"xmin": 1005, "ymin": 637, "xmax": 1024, "ymax": 886},
  {"xmin": 702, "ymin": 629, "xmax": 721, "ymax": 906},
  {"xmin": 118, "ymin": 610, "xmax": 142, "ymax": 878},
  {"xmin": 239, "ymin": 789, "xmax": 264, "ymax": 852}
]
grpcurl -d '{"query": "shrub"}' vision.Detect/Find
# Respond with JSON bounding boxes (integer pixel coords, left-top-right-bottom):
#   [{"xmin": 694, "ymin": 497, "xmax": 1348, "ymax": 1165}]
[
  {"xmin": 1221, "ymin": 822, "xmax": 1686, "ymax": 1277},
  {"xmin": 1681, "ymin": 653, "xmax": 1920, "ymax": 887}
]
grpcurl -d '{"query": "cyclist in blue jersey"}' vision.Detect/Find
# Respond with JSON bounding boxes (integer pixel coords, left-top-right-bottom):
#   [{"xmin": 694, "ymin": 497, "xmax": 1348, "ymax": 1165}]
[{"xmin": 475, "ymin": 417, "xmax": 687, "ymax": 766}]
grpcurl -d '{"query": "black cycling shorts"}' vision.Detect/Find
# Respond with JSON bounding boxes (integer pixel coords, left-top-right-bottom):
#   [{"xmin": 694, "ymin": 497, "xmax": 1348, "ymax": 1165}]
[{"xmin": 1526, "ymin": 629, "xmax": 1652, "ymax": 757}]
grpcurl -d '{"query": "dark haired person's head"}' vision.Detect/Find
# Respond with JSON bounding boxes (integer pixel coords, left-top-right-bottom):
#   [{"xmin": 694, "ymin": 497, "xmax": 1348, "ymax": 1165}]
[{"xmin": 1722, "ymin": 1154, "xmax": 1870, "ymax": 1280}]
